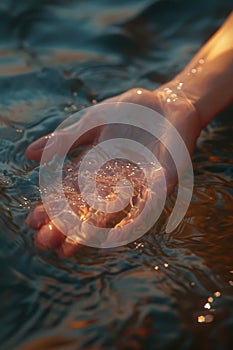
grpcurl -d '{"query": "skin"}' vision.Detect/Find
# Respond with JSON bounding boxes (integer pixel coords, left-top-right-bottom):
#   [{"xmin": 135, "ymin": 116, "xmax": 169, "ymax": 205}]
[{"xmin": 25, "ymin": 12, "xmax": 233, "ymax": 258}]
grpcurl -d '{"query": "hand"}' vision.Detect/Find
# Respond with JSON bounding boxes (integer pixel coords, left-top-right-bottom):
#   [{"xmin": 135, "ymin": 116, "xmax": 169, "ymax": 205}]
[{"xmin": 26, "ymin": 85, "xmax": 201, "ymax": 258}]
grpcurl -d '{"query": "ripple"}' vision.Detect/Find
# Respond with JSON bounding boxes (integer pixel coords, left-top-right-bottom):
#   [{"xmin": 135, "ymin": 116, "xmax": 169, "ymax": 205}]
[{"xmin": 0, "ymin": 1, "xmax": 232, "ymax": 349}]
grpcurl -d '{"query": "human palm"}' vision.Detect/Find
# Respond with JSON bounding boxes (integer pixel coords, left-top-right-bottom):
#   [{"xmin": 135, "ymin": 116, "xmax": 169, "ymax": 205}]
[{"xmin": 26, "ymin": 85, "xmax": 201, "ymax": 258}]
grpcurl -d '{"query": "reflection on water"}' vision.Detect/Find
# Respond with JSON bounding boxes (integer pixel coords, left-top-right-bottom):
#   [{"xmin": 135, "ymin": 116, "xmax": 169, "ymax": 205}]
[{"xmin": 0, "ymin": 0, "xmax": 232, "ymax": 349}]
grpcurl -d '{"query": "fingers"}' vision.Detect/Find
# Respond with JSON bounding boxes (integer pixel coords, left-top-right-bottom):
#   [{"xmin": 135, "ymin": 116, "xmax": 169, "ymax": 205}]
[
  {"xmin": 34, "ymin": 222, "xmax": 79, "ymax": 258},
  {"xmin": 35, "ymin": 222, "xmax": 66, "ymax": 250},
  {"xmin": 27, "ymin": 205, "xmax": 79, "ymax": 257},
  {"xmin": 25, "ymin": 90, "xmax": 159, "ymax": 162},
  {"xmin": 25, "ymin": 136, "xmax": 50, "ymax": 162},
  {"xmin": 25, "ymin": 124, "xmax": 101, "ymax": 162},
  {"xmin": 56, "ymin": 238, "xmax": 79, "ymax": 259},
  {"xmin": 26, "ymin": 205, "xmax": 49, "ymax": 229},
  {"xmin": 25, "ymin": 90, "xmax": 158, "ymax": 162}
]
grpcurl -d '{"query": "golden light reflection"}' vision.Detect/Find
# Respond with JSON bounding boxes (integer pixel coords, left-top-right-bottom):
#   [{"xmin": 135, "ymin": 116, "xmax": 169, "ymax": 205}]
[
  {"xmin": 197, "ymin": 314, "xmax": 214, "ymax": 324},
  {"xmin": 198, "ymin": 315, "xmax": 205, "ymax": 323},
  {"xmin": 177, "ymin": 82, "xmax": 183, "ymax": 90},
  {"xmin": 199, "ymin": 58, "xmax": 205, "ymax": 64},
  {"xmin": 204, "ymin": 302, "xmax": 211, "ymax": 309},
  {"xmin": 45, "ymin": 133, "xmax": 54, "ymax": 140}
]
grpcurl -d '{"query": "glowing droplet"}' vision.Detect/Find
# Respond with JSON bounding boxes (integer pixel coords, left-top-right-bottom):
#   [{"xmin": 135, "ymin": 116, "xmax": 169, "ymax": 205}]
[
  {"xmin": 214, "ymin": 291, "xmax": 221, "ymax": 297},
  {"xmin": 198, "ymin": 315, "xmax": 205, "ymax": 323},
  {"xmin": 199, "ymin": 58, "xmax": 205, "ymax": 64},
  {"xmin": 136, "ymin": 90, "xmax": 142, "ymax": 95},
  {"xmin": 71, "ymin": 104, "xmax": 78, "ymax": 111},
  {"xmin": 45, "ymin": 133, "xmax": 54, "ymax": 140},
  {"xmin": 204, "ymin": 302, "xmax": 211, "ymax": 309},
  {"xmin": 164, "ymin": 88, "xmax": 172, "ymax": 94},
  {"xmin": 164, "ymin": 263, "xmax": 169, "ymax": 268},
  {"xmin": 48, "ymin": 224, "xmax": 53, "ymax": 230},
  {"xmin": 208, "ymin": 297, "xmax": 213, "ymax": 303},
  {"xmin": 177, "ymin": 82, "xmax": 183, "ymax": 90},
  {"xmin": 154, "ymin": 266, "xmax": 159, "ymax": 270}
]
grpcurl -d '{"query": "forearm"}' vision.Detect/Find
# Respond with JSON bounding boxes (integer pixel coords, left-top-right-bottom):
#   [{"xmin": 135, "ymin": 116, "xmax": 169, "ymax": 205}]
[{"xmin": 170, "ymin": 12, "xmax": 233, "ymax": 128}]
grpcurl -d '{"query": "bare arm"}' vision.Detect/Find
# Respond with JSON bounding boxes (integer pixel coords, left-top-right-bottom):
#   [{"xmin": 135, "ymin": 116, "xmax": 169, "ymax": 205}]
[{"xmin": 169, "ymin": 11, "xmax": 233, "ymax": 128}]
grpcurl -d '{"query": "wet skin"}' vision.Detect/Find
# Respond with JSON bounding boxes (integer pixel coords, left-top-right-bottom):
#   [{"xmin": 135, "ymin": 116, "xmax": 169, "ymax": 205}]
[{"xmin": 26, "ymin": 86, "xmax": 201, "ymax": 258}]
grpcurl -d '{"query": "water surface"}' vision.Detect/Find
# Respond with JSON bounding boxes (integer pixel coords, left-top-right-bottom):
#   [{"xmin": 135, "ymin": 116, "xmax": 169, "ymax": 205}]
[{"xmin": 0, "ymin": 1, "xmax": 232, "ymax": 349}]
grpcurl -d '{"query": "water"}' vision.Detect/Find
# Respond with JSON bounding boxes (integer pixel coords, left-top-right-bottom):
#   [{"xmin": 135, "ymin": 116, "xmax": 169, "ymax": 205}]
[{"xmin": 0, "ymin": 0, "xmax": 233, "ymax": 349}]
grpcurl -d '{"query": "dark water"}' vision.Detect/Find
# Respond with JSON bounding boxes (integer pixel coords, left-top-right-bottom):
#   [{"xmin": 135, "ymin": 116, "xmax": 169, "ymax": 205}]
[{"xmin": 0, "ymin": 0, "xmax": 233, "ymax": 349}]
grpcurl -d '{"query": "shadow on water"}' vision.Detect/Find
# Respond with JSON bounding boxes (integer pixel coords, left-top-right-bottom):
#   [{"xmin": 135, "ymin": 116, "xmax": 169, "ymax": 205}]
[{"xmin": 0, "ymin": 0, "xmax": 232, "ymax": 349}]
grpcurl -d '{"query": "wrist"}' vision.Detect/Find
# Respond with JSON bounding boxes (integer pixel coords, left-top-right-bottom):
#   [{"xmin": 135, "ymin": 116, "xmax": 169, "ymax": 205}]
[
  {"xmin": 154, "ymin": 79, "xmax": 202, "ymax": 136},
  {"xmin": 174, "ymin": 52, "xmax": 233, "ymax": 129},
  {"xmin": 151, "ymin": 81, "xmax": 203, "ymax": 160}
]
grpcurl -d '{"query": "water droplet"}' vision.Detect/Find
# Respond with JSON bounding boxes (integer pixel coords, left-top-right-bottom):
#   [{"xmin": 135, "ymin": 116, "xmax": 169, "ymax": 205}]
[
  {"xmin": 198, "ymin": 315, "xmax": 205, "ymax": 323},
  {"xmin": 204, "ymin": 302, "xmax": 211, "ymax": 309}
]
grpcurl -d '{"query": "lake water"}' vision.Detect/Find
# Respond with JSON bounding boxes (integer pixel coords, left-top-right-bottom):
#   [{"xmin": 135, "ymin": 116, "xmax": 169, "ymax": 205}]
[{"xmin": 0, "ymin": 0, "xmax": 232, "ymax": 349}]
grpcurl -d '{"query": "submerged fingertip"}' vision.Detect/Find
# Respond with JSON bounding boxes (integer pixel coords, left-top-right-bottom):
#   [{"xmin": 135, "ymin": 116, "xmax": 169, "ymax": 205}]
[
  {"xmin": 25, "ymin": 136, "xmax": 50, "ymax": 161},
  {"xmin": 25, "ymin": 205, "xmax": 49, "ymax": 229},
  {"xmin": 56, "ymin": 238, "xmax": 79, "ymax": 259},
  {"xmin": 25, "ymin": 147, "xmax": 43, "ymax": 161},
  {"xmin": 38, "ymin": 223, "xmax": 66, "ymax": 249}
]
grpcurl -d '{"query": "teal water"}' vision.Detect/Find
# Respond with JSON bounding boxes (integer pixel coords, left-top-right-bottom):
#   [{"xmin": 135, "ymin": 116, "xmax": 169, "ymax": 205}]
[{"xmin": 0, "ymin": 1, "xmax": 232, "ymax": 349}]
